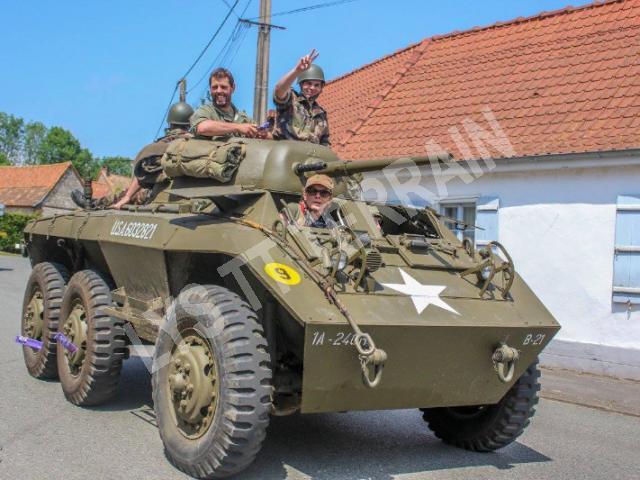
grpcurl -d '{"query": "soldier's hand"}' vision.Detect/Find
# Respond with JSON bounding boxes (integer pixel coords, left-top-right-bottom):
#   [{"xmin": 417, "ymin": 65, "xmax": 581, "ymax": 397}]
[
  {"xmin": 236, "ymin": 123, "xmax": 258, "ymax": 138},
  {"xmin": 296, "ymin": 49, "xmax": 319, "ymax": 72}
]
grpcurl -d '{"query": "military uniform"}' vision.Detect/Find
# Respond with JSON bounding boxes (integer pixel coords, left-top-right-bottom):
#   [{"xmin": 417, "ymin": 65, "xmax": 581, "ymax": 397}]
[
  {"xmin": 272, "ymin": 90, "xmax": 330, "ymax": 146},
  {"xmin": 91, "ymin": 128, "xmax": 191, "ymax": 208},
  {"xmin": 190, "ymin": 103, "xmax": 251, "ymax": 140}
]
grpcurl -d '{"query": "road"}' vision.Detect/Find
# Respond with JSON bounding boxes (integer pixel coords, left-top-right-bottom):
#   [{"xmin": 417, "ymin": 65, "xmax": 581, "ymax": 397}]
[{"xmin": 1, "ymin": 255, "xmax": 639, "ymax": 480}]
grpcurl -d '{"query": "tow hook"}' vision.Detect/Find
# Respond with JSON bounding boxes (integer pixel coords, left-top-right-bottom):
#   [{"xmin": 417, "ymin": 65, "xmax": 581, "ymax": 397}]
[{"xmin": 492, "ymin": 344, "xmax": 519, "ymax": 383}]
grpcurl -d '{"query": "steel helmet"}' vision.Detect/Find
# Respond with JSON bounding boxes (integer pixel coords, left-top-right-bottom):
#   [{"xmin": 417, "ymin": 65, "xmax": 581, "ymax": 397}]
[
  {"xmin": 167, "ymin": 102, "xmax": 194, "ymax": 127},
  {"xmin": 297, "ymin": 64, "xmax": 325, "ymax": 85}
]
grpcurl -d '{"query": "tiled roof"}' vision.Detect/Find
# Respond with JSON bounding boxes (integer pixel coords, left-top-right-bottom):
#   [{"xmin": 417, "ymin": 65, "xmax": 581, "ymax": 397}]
[
  {"xmin": 322, "ymin": 0, "xmax": 640, "ymax": 161},
  {"xmin": 0, "ymin": 162, "xmax": 75, "ymax": 207},
  {"xmin": 92, "ymin": 167, "xmax": 130, "ymax": 199}
]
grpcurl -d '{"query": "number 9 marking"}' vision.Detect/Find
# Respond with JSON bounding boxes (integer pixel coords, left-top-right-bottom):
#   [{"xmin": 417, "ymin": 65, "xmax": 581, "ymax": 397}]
[{"xmin": 265, "ymin": 263, "xmax": 301, "ymax": 285}]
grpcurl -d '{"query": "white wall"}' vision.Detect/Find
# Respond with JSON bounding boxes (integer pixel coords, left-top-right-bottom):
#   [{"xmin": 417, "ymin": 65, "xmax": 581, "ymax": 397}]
[{"xmin": 371, "ymin": 160, "xmax": 640, "ymax": 351}]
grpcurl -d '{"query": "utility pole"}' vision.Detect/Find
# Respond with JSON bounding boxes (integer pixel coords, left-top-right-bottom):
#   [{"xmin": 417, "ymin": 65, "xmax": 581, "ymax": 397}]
[{"xmin": 252, "ymin": 0, "xmax": 271, "ymax": 124}]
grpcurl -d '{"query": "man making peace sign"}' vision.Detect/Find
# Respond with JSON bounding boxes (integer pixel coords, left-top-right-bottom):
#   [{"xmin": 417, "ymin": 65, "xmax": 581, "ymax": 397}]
[{"xmin": 272, "ymin": 49, "xmax": 330, "ymax": 146}]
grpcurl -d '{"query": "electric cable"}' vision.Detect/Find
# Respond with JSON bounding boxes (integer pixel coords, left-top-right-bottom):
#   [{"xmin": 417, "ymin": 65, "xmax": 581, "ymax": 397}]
[{"xmin": 251, "ymin": 0, "xmax": 358, "ymax": 19}]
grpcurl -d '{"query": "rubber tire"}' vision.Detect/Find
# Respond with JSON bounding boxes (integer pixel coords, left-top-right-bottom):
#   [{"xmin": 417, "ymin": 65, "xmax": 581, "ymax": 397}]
[
  {"xmin": 57, "ymin": 269, "xmax": 127, "ymax": 406},
  {"xmin": 421, "ymin": 359, "xmax": 541, "ymax": 451},
  {"xmin": 21, "ymin": 262, "xmax": 69, "ymax": 379},
  {"xmin": 152, "ymin": 285, "xmax": 273, "ymax": 479}
]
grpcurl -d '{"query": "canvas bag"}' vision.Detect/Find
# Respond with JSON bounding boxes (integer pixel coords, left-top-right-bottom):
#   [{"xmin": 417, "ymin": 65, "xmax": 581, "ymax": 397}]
[{"xmin": 161, "ymin": 138, "xmax": 246, "ymax": 183}]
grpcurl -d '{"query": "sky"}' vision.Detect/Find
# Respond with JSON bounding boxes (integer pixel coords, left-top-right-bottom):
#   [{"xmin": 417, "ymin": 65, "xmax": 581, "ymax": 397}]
[{"xmin": 0, "ymin": 0, "xmax": 590, "ymax": 159}]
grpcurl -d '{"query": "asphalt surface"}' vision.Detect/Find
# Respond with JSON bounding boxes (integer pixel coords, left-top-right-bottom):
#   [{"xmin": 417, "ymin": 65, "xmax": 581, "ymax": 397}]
[{"xmin": 1, "ymin": 255, "xmax": 639, "ymax": 480}]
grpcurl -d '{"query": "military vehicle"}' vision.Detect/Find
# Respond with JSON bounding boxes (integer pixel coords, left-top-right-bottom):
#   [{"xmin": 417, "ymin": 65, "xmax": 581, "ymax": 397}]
[{"xmin": 20, "ymin": 139, "xmax": 560, "ymax": 478}]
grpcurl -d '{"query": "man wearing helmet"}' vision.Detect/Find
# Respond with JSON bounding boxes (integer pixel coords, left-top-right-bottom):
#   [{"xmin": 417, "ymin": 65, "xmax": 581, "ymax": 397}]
[
  {"xmin": 71, "ymin": 102, "xmax": 194, "ymax": 209},
  {"xmin": 191, "ymin": 67, "xmax": 265, "ymax": 139},
  {"xmin": 272, "ymin": 49, "xmax": 330, "ymax": 146}
]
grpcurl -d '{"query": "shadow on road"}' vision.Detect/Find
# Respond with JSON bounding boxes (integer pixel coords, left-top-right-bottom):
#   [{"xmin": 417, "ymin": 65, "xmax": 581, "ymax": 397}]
[
  {"xmin": 0, "ymin": 268, "xmax": 14, "ymax": 272},
  {"xmin": 238, "ymin": 412, "xmax": 552, "ymax": 479},
  {"xmin": 102, "ymin": 356, "xmax": 551, "ymax": 480}
]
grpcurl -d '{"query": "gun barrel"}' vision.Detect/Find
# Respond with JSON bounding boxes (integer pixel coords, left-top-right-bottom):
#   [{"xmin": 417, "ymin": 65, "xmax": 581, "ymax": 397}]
[{"xmin": 317, "ymin": 153, "xmax": 452, "ymax": 176}]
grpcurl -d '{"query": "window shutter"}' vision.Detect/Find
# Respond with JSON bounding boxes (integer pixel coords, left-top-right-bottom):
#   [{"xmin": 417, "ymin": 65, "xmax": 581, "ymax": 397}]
[
  {"xmin": 475, "ymin": 196, "xmax": 499, "ymax": 247},
  {"xmin": 613, "ymin": 194, "xmax": 640, "ymax": 304}
]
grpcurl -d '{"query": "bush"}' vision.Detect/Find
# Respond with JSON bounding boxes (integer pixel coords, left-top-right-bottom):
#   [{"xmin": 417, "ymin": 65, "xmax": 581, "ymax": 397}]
[{"xmin": 0, "ymin": 212, "xmax": 38, "ymax": 252}]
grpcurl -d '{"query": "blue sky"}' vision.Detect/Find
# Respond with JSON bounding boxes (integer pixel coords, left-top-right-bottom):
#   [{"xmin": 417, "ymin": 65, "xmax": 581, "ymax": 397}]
[{"xmin": 1, "ymin": 0, "xmax": 589, "ymax": 158}]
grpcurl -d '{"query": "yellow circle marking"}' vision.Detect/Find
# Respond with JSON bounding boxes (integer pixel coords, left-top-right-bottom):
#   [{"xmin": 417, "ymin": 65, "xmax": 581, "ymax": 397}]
[{"xmin": 265, "ymin": 263, "xmax": 301, "ymax": 285}]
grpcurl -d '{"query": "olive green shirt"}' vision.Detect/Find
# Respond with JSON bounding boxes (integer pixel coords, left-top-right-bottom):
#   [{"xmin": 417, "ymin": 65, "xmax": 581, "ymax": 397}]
[{"xmin": 190, "ymin": 103, "xmax": 251, "ymax": 140}]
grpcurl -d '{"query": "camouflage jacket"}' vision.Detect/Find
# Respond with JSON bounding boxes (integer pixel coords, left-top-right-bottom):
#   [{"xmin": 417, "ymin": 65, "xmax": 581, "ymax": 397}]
[
  {"xmin": 190, "ymin": 103, "xmax": 251, "ymax": 140},
  {"xmin": 133, "ymin": 129, "xmax": 192, "ymax": 188},
  {"xmin": 273, "ymin": 90, "xmax": 330, "ymax": 146}
]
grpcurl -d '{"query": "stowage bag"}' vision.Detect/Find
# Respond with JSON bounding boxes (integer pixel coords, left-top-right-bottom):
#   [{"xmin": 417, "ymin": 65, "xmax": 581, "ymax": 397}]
[{"xmin": 161, "ymin": 138, "xmax": 246, "ymax": 183}]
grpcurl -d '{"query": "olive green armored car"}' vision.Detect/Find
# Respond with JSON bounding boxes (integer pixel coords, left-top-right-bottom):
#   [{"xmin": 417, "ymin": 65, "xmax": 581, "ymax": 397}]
[{"xmin": 20, "ymin": 139, "xmax": 560, "ymax": 478}]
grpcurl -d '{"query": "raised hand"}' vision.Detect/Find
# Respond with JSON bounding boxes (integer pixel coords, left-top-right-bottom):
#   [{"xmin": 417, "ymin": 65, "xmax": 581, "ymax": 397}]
[{"xmin": 295, "ymin": 49, "xmax": 319, "ymax": 72}]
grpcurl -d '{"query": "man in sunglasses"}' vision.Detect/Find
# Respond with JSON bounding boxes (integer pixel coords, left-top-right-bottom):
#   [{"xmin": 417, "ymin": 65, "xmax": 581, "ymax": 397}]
[{"xmin": 282, "ymin": 174, "xmax": 337, "ymax": 228}]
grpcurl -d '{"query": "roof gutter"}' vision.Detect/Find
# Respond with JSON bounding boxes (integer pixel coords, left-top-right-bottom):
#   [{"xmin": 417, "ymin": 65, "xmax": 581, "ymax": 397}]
[{"xmin": 366, "ymin": 148, "xmax": 640, "ymax": 178}]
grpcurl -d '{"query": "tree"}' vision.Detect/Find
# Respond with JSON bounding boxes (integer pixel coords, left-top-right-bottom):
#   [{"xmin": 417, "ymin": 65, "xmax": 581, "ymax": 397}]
[
  {"xmin": 100, "ymin": 156, "xmax": 132, "ymax": 177},
  {"xmin": 22, "ymin": 121, "xmax": 48, "ymax": 165},
  {"xmin": 0, "ymin": 112, "xmax": 24, "ymax": 163},
  {"xmin": 37, "ymin": 126, "xmax": 98, "ymax": 178},
  {"xmin": 0, "ymin": 152, "xmax": 11, "ymax": 166}
]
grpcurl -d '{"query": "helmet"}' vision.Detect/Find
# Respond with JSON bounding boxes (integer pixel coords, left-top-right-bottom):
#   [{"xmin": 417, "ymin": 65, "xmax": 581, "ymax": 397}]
[
  {"xmin": 167, "ymin": 102, "xmax": 194, "ymax": 127},
  {"xmin": 296, "ymin": 64, "xmax": 325, "ymax": 85}
]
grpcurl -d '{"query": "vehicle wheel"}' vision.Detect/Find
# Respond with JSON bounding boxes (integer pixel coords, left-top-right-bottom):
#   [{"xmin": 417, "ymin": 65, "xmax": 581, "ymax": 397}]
[
  {"xmin": 152, "ymin": 284, "xmax": 273, "ymax": 479},
  {"xmin": 421, "ymin": 359, "xmax": 540, "ymax": 451},
  {"xmin": 21, "ymin": 262, "xmax": 69, "ymax": 379},
  {"xmin": 57, "ymin": 269, "xmax": 127, "ymax": 406}
]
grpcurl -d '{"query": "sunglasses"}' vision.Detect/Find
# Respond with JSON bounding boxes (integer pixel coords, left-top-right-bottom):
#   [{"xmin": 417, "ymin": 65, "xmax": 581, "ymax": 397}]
[{"xmin": 305, "ymin": 187, "xmax": 331, "ymax": 198}]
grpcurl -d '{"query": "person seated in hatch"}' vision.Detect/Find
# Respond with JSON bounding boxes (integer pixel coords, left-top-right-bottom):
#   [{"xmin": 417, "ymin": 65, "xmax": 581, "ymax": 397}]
[
  {"xmin": 281, "ymin": 174, "xmax": 337, "ymax": 228},
  {"xmin": 190, "ymin": 67, "xmax": 267, "ymax": 140},
  {"xmin": 272, "ymin": 49, "xmax": 330, "ymax": 146}
]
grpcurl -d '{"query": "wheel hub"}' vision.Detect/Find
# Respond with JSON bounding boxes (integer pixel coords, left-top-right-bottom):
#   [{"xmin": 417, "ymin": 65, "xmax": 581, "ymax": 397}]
[
  {"xmin": 62, "ymin": 302, "xmax": 87, "ymax": 372},
  {"xmin": 24, "ymin": 290, "xmax": 44, "ymax": 340},
  {"xmin": 169, "ymin": 334, "xmax": 218, "ymax": 439}
]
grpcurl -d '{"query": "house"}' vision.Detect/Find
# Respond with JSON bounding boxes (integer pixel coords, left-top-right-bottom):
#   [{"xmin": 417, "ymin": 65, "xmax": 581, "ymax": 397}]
[
  {"xmin": 322, "ymin": 0, "xmax": 640, "ymax": 379},
  {"xmin": 91, "ymin": 167, "xmax": 130, "ymax": 200},
  {"xmin": 0, "ymin": 162, "xmax": 83, "ymax": 215}
]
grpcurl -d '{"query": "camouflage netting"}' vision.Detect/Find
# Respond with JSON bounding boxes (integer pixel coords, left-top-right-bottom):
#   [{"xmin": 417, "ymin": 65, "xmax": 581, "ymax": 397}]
[{"xmin": 161, "ymin": 138, "xmax": 246, "ymax": 183}]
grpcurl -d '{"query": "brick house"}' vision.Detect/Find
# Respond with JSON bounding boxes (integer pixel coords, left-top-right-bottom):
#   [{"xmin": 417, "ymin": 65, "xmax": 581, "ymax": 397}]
[
  {"xmin": 0, "ymin": 162, "xmax": 83, "ymax": 215},
  {"xmin": 322, "ymin": 0, "xmax": 640, "ymax": 378}
]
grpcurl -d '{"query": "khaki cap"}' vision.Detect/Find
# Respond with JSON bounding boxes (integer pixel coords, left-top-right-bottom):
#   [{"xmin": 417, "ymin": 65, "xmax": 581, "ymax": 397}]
[{"xmin": 305, "ymin": 174, "xmax": 334, "ymax": 191}]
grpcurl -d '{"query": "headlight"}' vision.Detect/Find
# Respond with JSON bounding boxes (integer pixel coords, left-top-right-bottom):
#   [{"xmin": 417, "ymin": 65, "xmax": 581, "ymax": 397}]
[{"xmin": 332, "ymin": 250, "xmax": 348, "ymax": 272}]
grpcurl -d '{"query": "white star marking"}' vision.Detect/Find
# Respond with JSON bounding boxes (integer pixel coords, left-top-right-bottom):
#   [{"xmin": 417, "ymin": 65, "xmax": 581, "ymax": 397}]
[{"xmin": 382, "ymin": 269, "xmax": 460, "ymax": 315}]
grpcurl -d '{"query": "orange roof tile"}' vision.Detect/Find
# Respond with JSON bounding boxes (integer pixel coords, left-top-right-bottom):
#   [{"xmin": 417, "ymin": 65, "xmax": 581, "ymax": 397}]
[
  {"xmin": 322, "ymin": 0, "xmax": 640, "ymax": 161},
  {"xmin": 0, "ymin": 162, "xmax": 76, "ymax": 207},
  {"xmin": 91, "ymin": 167, "xmax": 130, "ymax": 199}
]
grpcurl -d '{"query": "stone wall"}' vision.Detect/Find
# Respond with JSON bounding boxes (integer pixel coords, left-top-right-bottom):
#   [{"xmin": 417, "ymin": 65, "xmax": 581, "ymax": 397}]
[{"xmin": 41, "ymin": 168, "xmax": 83, "ymax": 216}]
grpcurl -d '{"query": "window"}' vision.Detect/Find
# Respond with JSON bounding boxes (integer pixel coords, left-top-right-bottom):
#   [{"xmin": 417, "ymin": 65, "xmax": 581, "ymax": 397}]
[
  {"xmin": 440, "ymin": 203, "xmax": 476, "ymax": 243},
  {"xmin": 613, "ymin": 195, "xmax": 640, "ymax": 305},
  {"xmin": 440, "ymin": 196, "xmax": 499, "ymax": 247}
]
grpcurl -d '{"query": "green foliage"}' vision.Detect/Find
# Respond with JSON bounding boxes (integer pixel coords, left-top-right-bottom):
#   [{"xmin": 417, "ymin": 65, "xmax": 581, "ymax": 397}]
[
  {"xmin": 0, "ymin": 112, "xmax": 24, "ymax": 162},
  {"xmin": 101, "ymin": 156, "xmax": 132, "ymax": 176},
  {"xmin": 36, "ymin": 126, "xmax": 99, "ymax": 178},
  {"xmin": 0, "ymin": 212, "xmax": 37, "ymax": 253},
  {"xmin": 23, "ymin": 121, "xmax": 47, "ymax": 165},
  {"xmin": 0, "ymin": 111, "xmax": 124, "ymax": 179}
]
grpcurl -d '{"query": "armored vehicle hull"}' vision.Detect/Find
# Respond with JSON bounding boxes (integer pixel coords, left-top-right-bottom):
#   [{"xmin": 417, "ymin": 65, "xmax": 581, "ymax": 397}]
[{"xmin": 21, "ymin": 139, "xmax": 560, "ymax": 478}]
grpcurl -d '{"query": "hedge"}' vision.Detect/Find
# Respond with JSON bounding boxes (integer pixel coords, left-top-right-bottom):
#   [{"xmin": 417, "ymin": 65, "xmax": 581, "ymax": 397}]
[{"xmin": 0, "ymin": 213, "xmax": 38, "ymax": 252}]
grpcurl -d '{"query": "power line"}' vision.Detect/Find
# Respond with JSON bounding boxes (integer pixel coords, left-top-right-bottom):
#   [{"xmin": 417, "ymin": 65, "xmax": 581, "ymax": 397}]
[
  {"xmin": 180, "ymin": 0, "xmax": 239, "ymax": 80},
  {"xmin": 153, "ymin": 0, "xmax": 241, "ymax": 139},
  {"xmin": 153, "ymin": 84, "xmax": 179, "ymax": 139},
  {"xmin": 251, "ymin": 0, "xmax": 357, "ymax": 19}
]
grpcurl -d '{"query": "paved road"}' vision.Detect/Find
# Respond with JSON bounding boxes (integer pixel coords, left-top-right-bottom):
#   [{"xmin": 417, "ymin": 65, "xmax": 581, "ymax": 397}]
[{"xmin": 1, "ymin": 256, "xmax": 639, "ymax": 480}]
